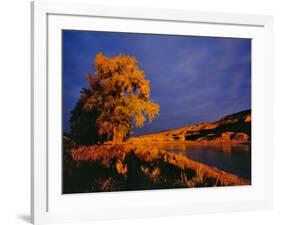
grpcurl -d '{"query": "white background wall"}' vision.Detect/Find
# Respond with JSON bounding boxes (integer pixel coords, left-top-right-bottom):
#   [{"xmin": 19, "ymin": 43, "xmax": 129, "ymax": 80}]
[{"xmin": 0, "ymin": 0, "xmax": 280, "ymax": 224}]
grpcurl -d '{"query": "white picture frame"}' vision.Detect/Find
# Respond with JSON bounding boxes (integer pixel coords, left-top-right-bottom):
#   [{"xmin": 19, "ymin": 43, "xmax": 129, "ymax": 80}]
[{"xmin": 31, "ymin": 1, "xmax": 273, "ymax": 224}]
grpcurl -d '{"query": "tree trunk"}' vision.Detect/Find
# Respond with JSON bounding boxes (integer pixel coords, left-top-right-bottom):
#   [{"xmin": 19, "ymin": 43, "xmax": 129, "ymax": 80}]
[{"xmin": 112, "ymin": 126, "xmax": 123, "ymax": 145}]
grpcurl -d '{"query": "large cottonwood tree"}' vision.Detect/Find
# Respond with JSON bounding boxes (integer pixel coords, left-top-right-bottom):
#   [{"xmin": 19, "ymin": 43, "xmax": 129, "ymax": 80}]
[{"xmin": 71, "ymin": 53, "xmax": 160, "ymax": 145}]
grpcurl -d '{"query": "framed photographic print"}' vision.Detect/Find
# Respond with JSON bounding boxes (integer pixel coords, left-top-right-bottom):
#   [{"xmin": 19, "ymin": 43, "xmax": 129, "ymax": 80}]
[{"xmin": 31, "ymin": 1, "xmax": 273, "ymax": 224}]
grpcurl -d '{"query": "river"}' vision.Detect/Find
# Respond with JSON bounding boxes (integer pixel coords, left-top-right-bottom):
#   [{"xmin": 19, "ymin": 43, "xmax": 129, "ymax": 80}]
[{"xmin": 156, "ymin": 143, "xmax": 251, "ymax": 180}]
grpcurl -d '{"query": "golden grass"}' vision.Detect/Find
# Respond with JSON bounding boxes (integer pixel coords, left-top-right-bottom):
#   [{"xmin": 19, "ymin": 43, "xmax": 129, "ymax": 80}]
[{"xmin": 65, "ymin": 143, "xmax": 249, "ymax": 193}]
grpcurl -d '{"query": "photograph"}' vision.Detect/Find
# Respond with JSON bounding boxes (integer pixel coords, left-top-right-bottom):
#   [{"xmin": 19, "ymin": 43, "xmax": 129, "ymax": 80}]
[{"xmin": 62, "ymin": 30, "xmax": 251, "ymax": 194}]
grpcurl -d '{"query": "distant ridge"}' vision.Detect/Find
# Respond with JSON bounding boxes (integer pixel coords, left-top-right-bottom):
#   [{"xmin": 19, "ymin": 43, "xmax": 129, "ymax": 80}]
[{"xmin": 129, "ymin": 109, "xmax": 251, "ymax": 144}]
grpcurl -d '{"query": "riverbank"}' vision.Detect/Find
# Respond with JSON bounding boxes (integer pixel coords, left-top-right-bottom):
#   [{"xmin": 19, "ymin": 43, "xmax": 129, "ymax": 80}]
[
  {"xmin": 126, "ymin": 140, "xmax": 251, "ymax": 148},
  {"xmin": 63, "ymin": 143, "xmax": 250, "ymax": 193}
]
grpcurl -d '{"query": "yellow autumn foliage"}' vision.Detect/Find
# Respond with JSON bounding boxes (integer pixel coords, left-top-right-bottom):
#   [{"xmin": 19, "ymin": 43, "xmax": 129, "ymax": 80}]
[{"xmin": 82, "ymin": 53, "xmax": 160, "ymax": 144}]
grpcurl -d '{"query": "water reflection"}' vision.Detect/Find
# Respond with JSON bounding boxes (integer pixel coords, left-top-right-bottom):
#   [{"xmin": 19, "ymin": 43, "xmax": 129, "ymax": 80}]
[{"xmin": 155, "ymin": 143, "xmax": 251, "ymax": 180}]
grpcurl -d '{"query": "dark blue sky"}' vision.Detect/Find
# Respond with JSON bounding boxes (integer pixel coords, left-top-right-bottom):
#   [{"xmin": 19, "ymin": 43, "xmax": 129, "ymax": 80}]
[{"xmin": 63, "ymin": 30, "xmax": 251, "ymax": 136}]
